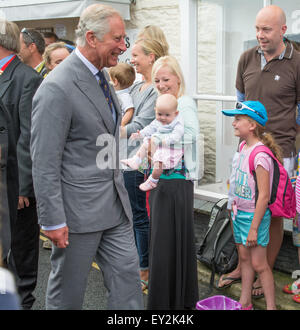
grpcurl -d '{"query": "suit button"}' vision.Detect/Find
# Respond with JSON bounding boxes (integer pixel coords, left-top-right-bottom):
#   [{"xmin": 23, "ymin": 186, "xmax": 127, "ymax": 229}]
[{"xmin": 0, "ymin": 127, "xmax": 5, "ymax": 133}]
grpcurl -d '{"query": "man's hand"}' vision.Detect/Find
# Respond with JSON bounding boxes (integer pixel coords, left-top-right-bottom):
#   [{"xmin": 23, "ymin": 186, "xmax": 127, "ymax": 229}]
[
  {"xmin": 44, "ymin": 226, "xmax": 69, "ymax": 249},
  {"xmin": 18, "ymin": 196, "xmax": 30, "ymax": 209}
]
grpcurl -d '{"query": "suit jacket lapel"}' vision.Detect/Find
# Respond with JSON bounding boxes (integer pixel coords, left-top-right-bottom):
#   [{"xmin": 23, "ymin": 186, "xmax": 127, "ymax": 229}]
[
  {"xmin": 71, "ymin": 54, "xmax": 116, "ymax": 135},
  {"xmin": 0, "ymin": 56, "xmax": 19, "ymax": 98}
]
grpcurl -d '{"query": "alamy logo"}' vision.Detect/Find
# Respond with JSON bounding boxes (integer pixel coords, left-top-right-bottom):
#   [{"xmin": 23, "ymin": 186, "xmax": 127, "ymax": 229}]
[{"xmin": 94, "ymin": 131, "xmax": 204, "ymax": 180}]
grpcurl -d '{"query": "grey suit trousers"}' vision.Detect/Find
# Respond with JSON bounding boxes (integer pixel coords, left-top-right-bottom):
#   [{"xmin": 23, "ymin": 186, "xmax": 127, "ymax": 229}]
[{"xmin": 46, "ymin": 219, "xmax": 143, "ymax": 310}]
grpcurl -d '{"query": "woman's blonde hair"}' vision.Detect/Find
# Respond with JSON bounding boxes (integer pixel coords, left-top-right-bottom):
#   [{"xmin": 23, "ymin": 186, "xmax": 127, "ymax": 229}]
[
  {"xmin": 249, "ymin": 118, "xmax": 283, "ymax": 164},
  {"xmin": 152, "ymin": 55, "xmax": 185, "ymax": 98},
  {"xmin": 137, "ymin": 25, "xmax": 169, "ymax": 55},
  {"xmin": 134, "ymin": 38, "xmax": 168, "ymax": 62}
]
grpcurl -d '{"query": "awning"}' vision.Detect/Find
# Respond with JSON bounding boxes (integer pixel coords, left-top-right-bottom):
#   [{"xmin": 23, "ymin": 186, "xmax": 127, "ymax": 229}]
[{"xmin": 0, "ymin": 0, "xmax": 131, "ymax": 21}]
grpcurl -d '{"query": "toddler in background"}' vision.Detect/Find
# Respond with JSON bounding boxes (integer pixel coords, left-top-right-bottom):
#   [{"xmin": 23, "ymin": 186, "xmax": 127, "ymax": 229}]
[
  {"xmin": 109, "ymin": 63, "xmax": 136, "ymax": 127},
  {"xmin": 121, "ymin": 93, "xmax": 184, "ymax": 192}
]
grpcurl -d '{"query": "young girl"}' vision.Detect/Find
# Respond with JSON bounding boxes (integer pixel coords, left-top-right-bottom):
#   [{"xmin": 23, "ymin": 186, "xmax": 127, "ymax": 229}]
[
  {"xmin": 121, "ymin": 93, "xmax": 184, "ymax": 191},
  {"xmin": 222, "ymin": 100, "xmax": 281, "ymax": 310}
]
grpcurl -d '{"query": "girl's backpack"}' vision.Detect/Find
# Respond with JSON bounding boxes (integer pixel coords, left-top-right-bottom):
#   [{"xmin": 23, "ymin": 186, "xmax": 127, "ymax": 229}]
[
  {"xmin": 240, "ymin": 141, "xmax": 296, "ymax": 219},
  {"xmin": 197, "ymin": 198, "xmax": 238, "ymax": 288}
]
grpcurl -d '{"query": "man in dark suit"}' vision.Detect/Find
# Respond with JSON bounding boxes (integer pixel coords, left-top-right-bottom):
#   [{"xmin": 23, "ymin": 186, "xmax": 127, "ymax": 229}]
[
  {"xmin": 31, "ymin": 4, "xmax": 143, "ymax": 309},
  {"xmin": 0, "ymin": 19, "xmax": 43, "ymax": 309},
  {"xmin": 0, "ymin": 97, "xmax": 18, "ymax": 263},
  {"xmin": 0, "ymin": 97, "xmax": 20, "ymax": 310}
]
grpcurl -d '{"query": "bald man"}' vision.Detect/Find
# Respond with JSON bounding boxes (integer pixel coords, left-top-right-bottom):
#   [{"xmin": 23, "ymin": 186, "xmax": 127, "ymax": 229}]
[{"xmin": 217, "ymin": 5, "xmax": 300, "ymax": 299}]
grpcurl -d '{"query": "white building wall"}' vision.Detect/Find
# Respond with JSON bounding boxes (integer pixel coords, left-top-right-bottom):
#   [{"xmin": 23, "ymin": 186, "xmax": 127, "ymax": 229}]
[{"xmin": 128, "ymin": 0, "xmax": 181, "ymax": 59}]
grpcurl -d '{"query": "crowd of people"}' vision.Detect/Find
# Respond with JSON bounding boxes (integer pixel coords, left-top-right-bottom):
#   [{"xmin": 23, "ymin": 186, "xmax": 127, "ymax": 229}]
[{"xmin": 0, "ymin": 3, "xmax": 299, "ymax": 311}]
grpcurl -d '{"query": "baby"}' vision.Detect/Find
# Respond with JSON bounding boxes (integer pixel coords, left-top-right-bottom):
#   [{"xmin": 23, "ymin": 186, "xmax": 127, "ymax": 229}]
[
  {"xmin": 109, "ymin": 62, "xmax": 136, "ymax": 127},
  {"xmin": 121, "ymin": 93, "xmax": 184, "ymax": 191}
]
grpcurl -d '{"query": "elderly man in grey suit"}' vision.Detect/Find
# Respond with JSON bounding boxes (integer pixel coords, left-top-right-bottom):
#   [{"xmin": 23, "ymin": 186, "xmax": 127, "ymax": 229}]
[{"xmin": 31, "ymin": 4, "xmax": 143, "ymax": 310}]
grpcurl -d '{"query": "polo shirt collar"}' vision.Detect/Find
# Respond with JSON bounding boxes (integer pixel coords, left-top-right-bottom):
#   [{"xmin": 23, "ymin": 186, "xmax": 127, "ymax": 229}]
[
  {"xmin": 256, "ymin": 40, "xmax": 294, "ymax": 60},
  {"xmin": 283, "ymin": 41, "xmax": 294, "ymax": 59}
]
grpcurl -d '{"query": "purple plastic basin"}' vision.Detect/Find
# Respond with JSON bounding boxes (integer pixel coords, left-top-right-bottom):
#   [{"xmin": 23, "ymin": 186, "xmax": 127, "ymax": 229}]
[{"xmin": 196, "ymin": 295, "xmax": 242, "ymax": 310}]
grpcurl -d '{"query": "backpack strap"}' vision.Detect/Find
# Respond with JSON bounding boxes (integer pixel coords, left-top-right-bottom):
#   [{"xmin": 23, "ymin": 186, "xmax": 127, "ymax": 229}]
[
  {"xmin": 239, "ymin": 140, "xmax": 246, "ymax": 152},
  {"xmin": 248, "ymin": 145, "xmax": 275, "ymax": 206},
  {"xmin": 248, "ymin": 145, "xmax": 276, "ymax": 175}
]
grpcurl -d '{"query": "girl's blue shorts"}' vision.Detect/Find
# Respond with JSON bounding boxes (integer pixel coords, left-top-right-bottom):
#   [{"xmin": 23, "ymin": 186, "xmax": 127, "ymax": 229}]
[{"xmin": 231, "ymin": 209, "xmax": 271, "ymax": 247}]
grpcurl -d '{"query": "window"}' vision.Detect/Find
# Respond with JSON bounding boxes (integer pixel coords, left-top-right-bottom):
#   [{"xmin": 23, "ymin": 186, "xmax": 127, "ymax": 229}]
[{"xmin": 196, "ymin": 0, "xmax": 263, "ymax": 187}]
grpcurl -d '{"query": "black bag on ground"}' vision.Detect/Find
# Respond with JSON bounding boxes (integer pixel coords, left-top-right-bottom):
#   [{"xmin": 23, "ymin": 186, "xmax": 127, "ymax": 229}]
[{"xmin": 197, "ymin": 198, "xmax": 238, "ymax": 287}]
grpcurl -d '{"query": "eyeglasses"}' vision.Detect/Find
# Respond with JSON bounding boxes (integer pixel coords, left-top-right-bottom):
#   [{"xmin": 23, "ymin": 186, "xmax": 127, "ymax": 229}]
[
  {"xmin": 235, "ymin": 102, "xmax": 264, "ymax": 119},
  {"xmin": 21, "ymin": 28, "xmax": 35, "ymax": 44}
]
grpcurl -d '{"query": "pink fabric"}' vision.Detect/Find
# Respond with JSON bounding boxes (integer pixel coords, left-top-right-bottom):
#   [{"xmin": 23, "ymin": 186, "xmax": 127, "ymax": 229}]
[
  {"xmin": 296, "ymin": 176, "xmax": 300, "ymax": 214},
  {"xmin": 153, "ymin": 146, "xmax": 183, "ymax": 169},
  {"xmin": 234, "ymin": 141, "xmax": 274, "ymax": 213}
]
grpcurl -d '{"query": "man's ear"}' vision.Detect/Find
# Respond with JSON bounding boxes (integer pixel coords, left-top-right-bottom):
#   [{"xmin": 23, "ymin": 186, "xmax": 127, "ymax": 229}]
[
  {"xmin": 85, "ymin": 30, "xmax": 97, "ymax": 48},
  {"xmin": 28, "ymin": 43, "xmax": 37, "ymax": 54},
  {"xmin": 281, "ymin": 24, "xmax": 287, "ymax": 36}
]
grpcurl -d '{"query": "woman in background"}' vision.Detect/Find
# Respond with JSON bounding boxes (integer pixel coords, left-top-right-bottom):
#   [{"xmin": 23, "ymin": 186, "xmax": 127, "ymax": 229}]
[
  {"xmin": 121, "ymin": 37, "xmax": 168, "ymax": 292},
  {"xmin": 43, "ymin": 41, "xmax": 70, "ymax": 73}
]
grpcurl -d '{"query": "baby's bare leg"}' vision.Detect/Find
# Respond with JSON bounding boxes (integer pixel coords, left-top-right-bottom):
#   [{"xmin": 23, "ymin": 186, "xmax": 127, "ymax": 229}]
[{"xmin": 152, "ymin": 161, "xmax": 163, "ymax": 180}]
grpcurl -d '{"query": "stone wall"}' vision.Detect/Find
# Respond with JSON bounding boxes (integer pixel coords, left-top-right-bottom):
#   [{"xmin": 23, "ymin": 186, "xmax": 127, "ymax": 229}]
[{"xmin": 128, "ymin": 0, "xmax": 181, "ymax": 59}]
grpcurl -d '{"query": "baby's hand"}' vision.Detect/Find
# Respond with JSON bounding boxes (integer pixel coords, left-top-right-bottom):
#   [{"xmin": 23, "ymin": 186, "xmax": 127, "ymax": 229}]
[{"xmin": 130, "ymin": 130, "xmax": 141, "ymax": 140}]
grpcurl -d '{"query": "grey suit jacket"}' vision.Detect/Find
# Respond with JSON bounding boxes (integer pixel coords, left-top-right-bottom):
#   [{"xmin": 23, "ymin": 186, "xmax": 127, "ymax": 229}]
[{"xmin": 31, "ymin": 52, "xmax": 132, "ymax": 233}]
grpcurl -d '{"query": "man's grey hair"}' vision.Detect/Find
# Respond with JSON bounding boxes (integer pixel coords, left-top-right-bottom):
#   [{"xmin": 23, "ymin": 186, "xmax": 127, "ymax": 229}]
[
  {"xmin": 75, "ymin": 4, "xmax": 121, "ymax": 47},
  {"xmin": 0, "ymin": 19, "xmax": 20, "ymax": 53}
]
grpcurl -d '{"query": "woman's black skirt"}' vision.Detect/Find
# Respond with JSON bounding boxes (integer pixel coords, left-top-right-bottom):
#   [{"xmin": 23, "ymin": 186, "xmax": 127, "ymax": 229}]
[{"xmin": 147, "ymin": 179, "xmax": 199, "ymax": 310}]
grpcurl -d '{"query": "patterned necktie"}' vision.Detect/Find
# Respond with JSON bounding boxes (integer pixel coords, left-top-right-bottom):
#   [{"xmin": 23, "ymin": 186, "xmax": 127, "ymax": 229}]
[{"xmin": 97, "ymin": 70, "xmax": 115, "ymax": 120}]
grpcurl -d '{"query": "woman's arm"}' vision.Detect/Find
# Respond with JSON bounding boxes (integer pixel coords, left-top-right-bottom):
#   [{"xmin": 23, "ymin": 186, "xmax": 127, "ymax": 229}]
[
  {"xmin": 178, "ymin": 96, "xmax": 199, "ymax": 145},
  {"xmin": 125, "ymin": 86, "xmax": 157, "ymax": 138}
]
